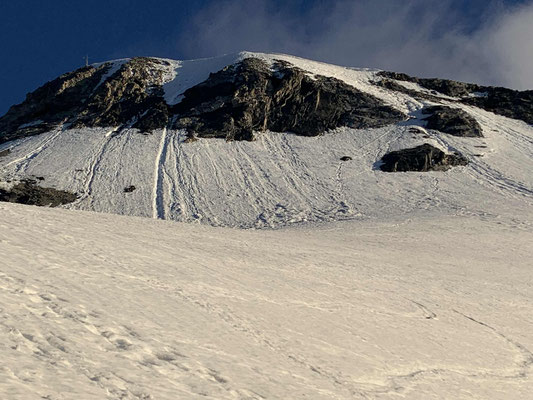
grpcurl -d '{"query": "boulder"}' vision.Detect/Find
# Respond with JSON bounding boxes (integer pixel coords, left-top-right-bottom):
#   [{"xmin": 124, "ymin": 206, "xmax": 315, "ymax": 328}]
[
  {"xmin": 423, "ymin": 106, "xmax": 483, "ymax": 137},
  {"xmin": 0, "ymin": 180, "xmax": 77, "ymax": 206},
  {"xmin": 380, "ymin": 144, "xmax": 468, "ymax": 172}
]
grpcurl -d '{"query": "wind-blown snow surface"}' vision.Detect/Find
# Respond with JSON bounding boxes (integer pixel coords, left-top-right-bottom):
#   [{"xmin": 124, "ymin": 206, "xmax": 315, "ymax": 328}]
[{"xmin": 1, "ymin": 202, "xmax": 532, "ymax": 399}]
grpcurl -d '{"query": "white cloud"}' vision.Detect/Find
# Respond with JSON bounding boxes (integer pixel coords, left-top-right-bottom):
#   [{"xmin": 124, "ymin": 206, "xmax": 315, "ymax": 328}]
[
  {"xmin": 477, "ymin": 3, "xmax": 533, "ymax": 89},
  {"xmin": 178, "ymin": 0, "xmax": 533, "ymax": 89}
]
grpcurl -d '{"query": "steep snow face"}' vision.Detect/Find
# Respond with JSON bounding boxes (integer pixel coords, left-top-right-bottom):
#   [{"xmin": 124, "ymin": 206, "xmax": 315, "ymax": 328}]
[
  {"xmin": 1, "ymin": 202, "xmax": 532, "ymax": 399},
  {"xmin": 0, "ymin": 52, "xmax": 532, "ymax": 228}
]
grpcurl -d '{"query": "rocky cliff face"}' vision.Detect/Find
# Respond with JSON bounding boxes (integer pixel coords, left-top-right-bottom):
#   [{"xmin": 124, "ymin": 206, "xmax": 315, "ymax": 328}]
[
  {"xmin": 0, "ymin": 58, "xmax": 174, "ymax": 143},
  {"xmin": 0, "ymin": 58, "xmax": 172, "ymax": 143},
  {"xmin": 377, "ymin": 71, "xmax": 533, "ymax": 126},
  {"xmin": 0, "ymin": 57, "xmax": 406, "ymax": 144},
  {"xmin": 0, "ymin": 64, "xmax": 111, "ymax": 143},
  {"xmin": 423, "ymin": 106, "xmax": 483, "ymax": 137},
  {"xmin": 171, "ymin": 59, "xmax": 406, "ymax": 141},
  {"xmin": 73, "ymin": 57, "xmax": 171, "ymax": 132},
  {"xmin": 2, "ymin": 56, "xmax": 529, "ymax": 147}
]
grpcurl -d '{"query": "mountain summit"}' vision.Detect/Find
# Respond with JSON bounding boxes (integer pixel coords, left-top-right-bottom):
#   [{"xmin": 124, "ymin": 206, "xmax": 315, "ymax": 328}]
[
  {"xmin": 1, "ymin": 52, "xmax": 532, "ymax": 227},
  {"xmin": 0, "ymin": 54, "xmax": 407, "ymax": 143}
]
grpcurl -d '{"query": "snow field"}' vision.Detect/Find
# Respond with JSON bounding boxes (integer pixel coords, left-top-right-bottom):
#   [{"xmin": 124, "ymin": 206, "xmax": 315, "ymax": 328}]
[{"xmin": 0, "ymin": 202, "xmax": 532, "ymax": 399}]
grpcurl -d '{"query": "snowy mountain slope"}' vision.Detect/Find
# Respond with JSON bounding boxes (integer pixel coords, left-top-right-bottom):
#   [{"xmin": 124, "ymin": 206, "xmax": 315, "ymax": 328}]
[
  {"xmin": 0, "ymin": 52, "xmax": 532, "ymax": 228},
  {"xmin": 1, "ymin": 202, "xmax": 532, "ymax": 399},
  {"xmin": 1, "ymin": 52, "xmax": 532, "ymax": 399}
]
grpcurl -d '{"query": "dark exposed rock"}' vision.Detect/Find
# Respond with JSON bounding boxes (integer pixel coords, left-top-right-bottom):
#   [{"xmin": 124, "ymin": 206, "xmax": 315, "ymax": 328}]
[
  {"xmin": 340, "ymin": 156, "xmax": 352, "ymax": 161},
  {"xmin": 124, "ymin": 185, "xmax": 136, "ymax": 193},
  {"xmin": 423, "ymin": 106, "xmax": 483, "ymax": 137},
  {"xmin": 464, "ymin": 89, "xmax": 533, "ymax": 126},
  {"xmin": 0, "ymin": 57, "xmax": 405, "ymax": 145},
  {"xmin": 73, "ymin": 57, "xmax": 171, "ymax": 132},
  {"xmin": 377, "ymin": 72, "xmax": 478, "ymax": 97},
  {"xmin": 0, "ymin": 58, "xmax": 171, "ymax": 144},
  {"xmin": 0, "ymin": 149, "xmax": 10, "ymax": 157},
  {"xmin": 0, "ymin": 180, "xmax": 77, "ymax": 206},
  {"xmin": 171, "ymin": 58, "xmax": 406, "ymax": 140},
  {"xmin": 380, "ymin": 144, "xmax": 468, "ymax": 172},
  {"xmin": 0, "ymin": 64, "xmax": 112, "ymax": 143},
  {"xmin": 2, "ymin": 55, "xmax": 530, "ymax": 147},
  {"xmin": 374, "ymin": 78, "xmax": 446, "ymax": 103},
  {"xmin": 377, "ymin": 71, "xmax": 533, "ymax": 125}
]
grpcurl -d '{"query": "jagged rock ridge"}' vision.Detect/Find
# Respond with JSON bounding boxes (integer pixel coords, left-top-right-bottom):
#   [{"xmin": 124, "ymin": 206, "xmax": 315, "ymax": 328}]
[
  {"xmin": 0, "ymin": 57, "xmax": 406, "ymax": 144},
  {"xmin": 377, "ymin": 71, "xmax": 533, "ymax": 125},
  {"xmin": 0, "ymin": 58, "xmax": 172, "ymax": 144},
  {"xmin": 0, "ymin": 64, "xmax": 112, "ymax": 143},
  {"xmin": 171, "ymin": 58, "xmax": 406, "ymax": 141}
]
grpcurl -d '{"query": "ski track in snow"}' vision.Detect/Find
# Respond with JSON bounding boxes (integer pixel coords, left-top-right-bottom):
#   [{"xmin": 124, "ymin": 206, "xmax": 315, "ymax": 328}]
[
  {"xmin": 1, "ymin": 118, "xmax": 532, "ymax": 229},
  {"xmin": 1, "ymin": 124, "xmax": 65, "ymax": 175},
  {"xmin": 71, "ymin": 126, "xmax": 121, "ymax": 208},
  {"xmin": 152, "ymin": 127, "xmax": 170, "ymax": 219}
]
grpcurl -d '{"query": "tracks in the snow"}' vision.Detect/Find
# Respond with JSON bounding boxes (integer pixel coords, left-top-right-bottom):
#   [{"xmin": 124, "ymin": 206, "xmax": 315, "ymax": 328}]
[
  {"xmin": 71, "ymin": 126, "xmax": 122, "ymax": 208},
  {"xmin": 152, "ymin": 127, "xmax": 170, "ymax": 219},
  {"xmin": 1, "ymin": 124, "xmax": 66, "ymax": 175}
]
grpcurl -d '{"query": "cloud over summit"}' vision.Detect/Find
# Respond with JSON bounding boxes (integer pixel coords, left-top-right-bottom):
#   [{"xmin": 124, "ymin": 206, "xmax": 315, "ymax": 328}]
[{"xmin": 177, "ymin": 0, "xmax": 533, "ymax": 90}]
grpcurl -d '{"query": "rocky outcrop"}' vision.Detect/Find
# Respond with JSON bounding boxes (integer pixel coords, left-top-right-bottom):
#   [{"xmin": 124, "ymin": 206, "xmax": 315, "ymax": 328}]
[
  {"xmin": 423, "ymin": 106, "xmax": 483, "ymax": 137},
  {"xmin": 2, "ymin": 56, "xmax": 530, "ymax": 146},
  {"xmin": 0, "ymin": 57, "xmax": 406, "ymax": 144},
  {"xmin": 377, "ymin": 72, "xmax": 478, "ymax": 97},
  {"xmin": 374, "ymin": 78, "xmax": 445, "ymax": 103},
  {"xmin": 0, "ymin": 64, "xmax": 112, "ymax": 143},
  {"xmin": 377, "ymin": 71, "xmax": 533, "ymax": 125},
  {"xmin": 0, "ymin": 180, "xmax": 77, "ymax": 206},
  {"xmin": 0, "ymin": 58, "xmax": 172, "ymax": 144},
  {"xmin": 380, "ymin": 144, "xmax": 468, "ymax": 172},
  {"xmin": 172, "ymin": 59, "xmax": 406, "ymax": 141},
  {"xmin": 464, "ymin": 90, "xmax": 533, "ymax": 126},
  {"xmin": 73, "ymin": 58, "xmax": 171, "ymax": 132}
]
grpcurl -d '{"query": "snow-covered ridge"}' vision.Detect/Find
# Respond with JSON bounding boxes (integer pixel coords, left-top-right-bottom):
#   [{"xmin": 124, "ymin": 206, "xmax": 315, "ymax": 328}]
[{"xmin": 94, "ymin": 51, "xmax": 384, "ymax": 107}]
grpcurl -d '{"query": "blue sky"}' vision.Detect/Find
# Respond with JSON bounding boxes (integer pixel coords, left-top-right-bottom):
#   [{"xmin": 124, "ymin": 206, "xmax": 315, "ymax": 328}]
[{"xmin": 1, "ymin": 0, "xmax": 531, "ymax": 115}]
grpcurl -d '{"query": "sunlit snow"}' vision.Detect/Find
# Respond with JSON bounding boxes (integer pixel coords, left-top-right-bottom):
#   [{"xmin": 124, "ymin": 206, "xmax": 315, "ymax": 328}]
[{"xmin": 0, "ymin": 52, "xmax": 532, "ymax": 399}]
